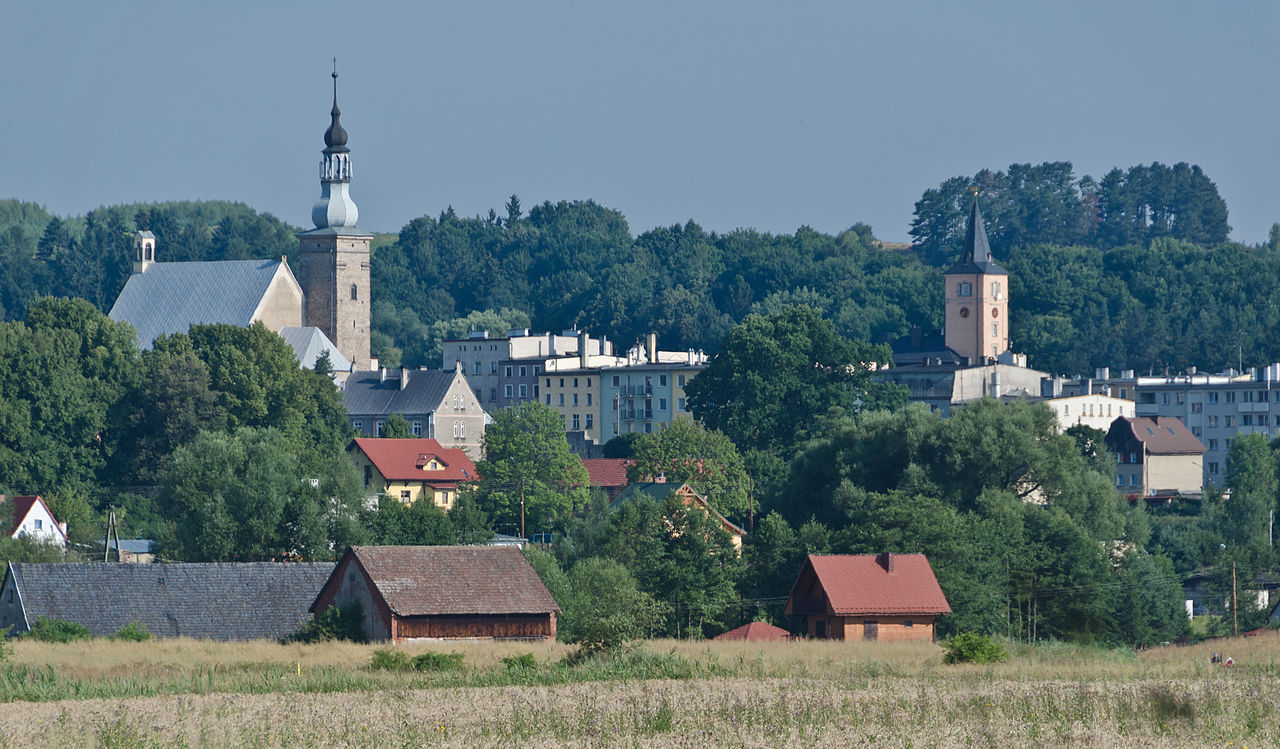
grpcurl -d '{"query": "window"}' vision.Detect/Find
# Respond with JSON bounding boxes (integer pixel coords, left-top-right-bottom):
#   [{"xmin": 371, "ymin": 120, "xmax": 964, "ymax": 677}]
[
  {"xmin": 573, "ymin": 377, "xmax": 579, "ymax": 387},
  {"xmin": 572, "ymin": 414, "xmax": 580, "ymax": 430},
  {"xmin": 352, "ymin": 420, "xmax": 363, "ymax": 432},
  {"xmin": 613, "ymin": 424, "xmax": 619, "ymax": 435},
  {"xmin": 612, "ymin": 375, "xmax": 620, "ymax": 386},
  {"xmin": 375, "ymin": 420, "xmax": 384, "ymax": 436},
  {"xmin": 400, "ymin": 490, "xmax": 411, "ymax": 503},
  {"xmin": 33, "ymin": 519, "xmax": 42, "ymax": 530},
  {"xmin": 992, "ymin": 322, "xmax": 998, "ymax": 337},
  {"xmin": 519, "ymin": 384, "xmax": 528, "ymax": 398},
  {"xmin": 473, "ymin": 362, "xmax": 481, "ymax": 375},
  {"xmin": 1129, "ymin": 452, "xmax": 1138, "ymax": 464},
  {"xmin": 585, "ymin": 414, "xmax": 593, "ymax": 430},
  {"xmin": 452, "ymin": 422, "xmax": 459, "ymax": 438},
  {"xmin": 1129, "ymin": 475, "xmax": 1138, "ymax": 486},
  {"xmin": 559, "ymin": 378, "xmax": 565, "ymax": 387},
  {"xmin": 586, "ymin": 393, "xmax": 592, "ymax": 406},
  {"xmin": 412, "ymin": 420, "xmax": 422, "ymax": 437},
  {"xmin": 678, "ymin": 398, "xmax": 686, "ymax": 411},
  {"xmin": 659, "ymin": 398, "xmax": 667, "ymax": 410},
  {"xmin": 1226, "ymin": 392, "xmax": 1236, "ymax": 403},
  {"xmin": 660, "ymin": 375, "xmax": 667, "ymax": 386},
  {"xmin": 350, "ymin": 284, "xmax": 358, "ymax": 300},
  {"xmin": 1176, "ymin": 393, "xmax": 1184, "ymax": 404},
  {"xmin": 1209, "ymin": 439, "xmax": 1218, "ymax": 450},
  {"xmin": 1208, "ymin": 415, "xmax": 1218, "ymax": 427},
  {"xmin": 364, "ymin": 465, "xmax": 372, "ymax": 488},
  {"xmin": 1208, "ymin": 392, "xmax": 1219, "ymax": 404},
  {"xmin": 957, "ymin": 281, "xmax": 972, "ymax": 297},
  {"xmin": 991, "ymin": 281, "xmax": 1001, "ymax": 298},
  {"xmin": 504, "ymin": 385, "xmax": 513, "ymax": 398},
  {"xmin": 519, "ymin": 365, "xmax": 527, "ymax": 377},
  {"xmin": 1192, "ymin": 427, "xmax": 1201, "ymax": 437},
  {"xmin": 504, "ymin": 366, "xmax": 513, "ymax": 378},
  {"xmin": 904, "ymin": 620, "xmax": 913, "ymax": 629},
  {"xmin": 460, "ymin": 422, "xmax": 466, "ymax": 438},
  {"xmin": 534, "ymin": 366, "xmax": 541, "ymax": 375},
  {"xmin": 1191, "ymin": 402, "xmax": 1202, "ymax": 413},
  {"xmin": 558, "ymin": 394, "xmax": 565, "ymax": 406},
  {"xmin": 474, "ymin": 388, "xmax": 482, "ymax": 400},
  {"xmin": 489, "ymin": 388, "xmax": 497, "ymax": 402},
  {"xmin": 1115, "ymin": 474, "xmax": 1123, "ymax": 487},
  {"xmin": 1261, "ymin": 415, "xmax": 1270, "ymax": 426},
  {"xmin": 546, "ymin": 378, "xmax": 551, "ymax": 388},
  {"xmin": 585, "ymin": 378, "xmax": 591, "ymax": 388},
  {"xmin": 678, "ymin": 374, "xmax": 686, "ymax": 387},
  {"xmin": 572, "ymin": 393, "xmax": 579, "ymax": 406},
  {"xmin": 545, "ymin": 394, "xmax": 551, "ymax": 405},
  {"xmin": 1226, "ymin": 416, "xmax": 1235, "ymax": 427},
  {"xmin": 1119, "ymin": 388, "xmax": 1128, "ymax": 399},
  {"xmin": 1244, "ymin": 415, "xmax": 1254, "ymax": 426},
  {"xmin": 490, "ymin": 361, "xmax": 498, "ymax": 374},
  {"xmin": 1209, "ymin": 462, "xmax": 1219, "ymax": 474}
]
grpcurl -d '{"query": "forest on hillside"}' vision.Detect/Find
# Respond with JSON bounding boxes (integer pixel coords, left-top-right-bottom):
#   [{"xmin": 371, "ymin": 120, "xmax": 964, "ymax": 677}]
[{"xmin": 2, "ymin": 161, "xmax": 1278, "ymax": 375}]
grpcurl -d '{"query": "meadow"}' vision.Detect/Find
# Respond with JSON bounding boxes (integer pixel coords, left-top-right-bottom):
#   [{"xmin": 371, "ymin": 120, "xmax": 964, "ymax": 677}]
[{"xmin": 1, "ymin": 634, "xmax": 1278, "ymax": 747}]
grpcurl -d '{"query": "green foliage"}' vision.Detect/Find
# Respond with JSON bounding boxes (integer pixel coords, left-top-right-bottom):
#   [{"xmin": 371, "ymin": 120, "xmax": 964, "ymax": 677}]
[
  {"xmin": 687, "ymin": 306, "xmax": 904, "ymax": 454},
  {"xmin": 379, "ymin": 414, "xmax": 413, "ymax": 439},
  {"xmin": 561, "ymin": 557, "xmax": 669, "ymax": 654},
  {"xmin": 501, "ymin": 653, "xmax": 539, "ymax": 671},
  {"xmin": 365, "ymin": 494, "xmax": 455, "ymax": 546},
  {"xmin": 448, "ymin": 492, "xmax": 493, "ymax": 545},
  {"xmin": 0, "ymin": 627, "xmax": 10, "ymax": 662},
  {"xmin": 113, "ymin": 621, "xmax": 152, "ymax": 642},
  {"xmin": 368, "ymin": 648, "xmax": 464, "ymax": 672},
  {"xmin": 473, "ymin": 402, "xmax": 590, "ymax": 535},
  {"xmin": 23, "ymin": 617, "xmax": 91, "ymax": 643},
  {"xmin": 368, "ymin": 648, "xmax": 410, "ymax": 671},
  {"xmin": 287, "ymin": 602, "xmax": 366, "ymax": 644},
  {"xmin": 942, "ymin": 633, "xmax": 1009, "ymax": 664},
  {"xmin": 626, "ymin": 417, "xmax": 751, "ymax": 517}
]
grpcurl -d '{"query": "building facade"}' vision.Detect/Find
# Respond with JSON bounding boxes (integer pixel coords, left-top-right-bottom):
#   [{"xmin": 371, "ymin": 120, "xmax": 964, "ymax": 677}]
[
  {"xmin": 342, "ymin": 365, "xmax": 487, "ymax": 460},
  {"xmin": 441, "ymin": 330, "xmax": 612, "ymax": 411},
  {"xmin": 346, "ymin": 438, "xmax": 476, "ymax": 508},
  {"xmin": 1105, "ymin": 415, "xmax": 1206, "ymax": 498}
]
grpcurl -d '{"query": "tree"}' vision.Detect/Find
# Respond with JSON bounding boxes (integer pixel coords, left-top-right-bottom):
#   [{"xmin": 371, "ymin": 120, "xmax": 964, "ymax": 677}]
[
  {"xmin": 448, "ymin": 491, "xmax": 492, "ymax": 545},
  {"xmin": 686, "ymin": 306, "xmax": 905, "ymax": 454},
  {"xmin": 473, "ymin": 402, "xmax": 590, "ymax": 536},
  {"xmin": 1220, "ymin": 433, "xmax": 1275, "ymax": 557},
  {"xmin": 626, "ymin": 417, "xmax": 751, "ymax": 517},
  {"xmin": 365, "ymin": 494, "xmax": 454, "ymax": 545},
  {"xmin": 379, "ymin": 414, "xmax": 413, "ymax": 439},
  {"xmin": 559, "ymin": 557, "xmax": 667, "ymax": 654}
]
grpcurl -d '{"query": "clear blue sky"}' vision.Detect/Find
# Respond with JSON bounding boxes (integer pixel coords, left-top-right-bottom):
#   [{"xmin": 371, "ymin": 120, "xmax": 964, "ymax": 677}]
[{"xmin": 5, "ymin": 1, "xmax": 1278, "ymax": 243}]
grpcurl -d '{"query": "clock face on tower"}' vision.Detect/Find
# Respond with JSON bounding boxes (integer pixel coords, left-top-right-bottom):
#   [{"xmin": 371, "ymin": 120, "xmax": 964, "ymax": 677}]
[
  {"xmin": 959, "ymin": 307, "xmax": 970, "ymax": 318},
  {"xmin": 991, "ymin": 308, "xmax": 999, "ymax": 318}
]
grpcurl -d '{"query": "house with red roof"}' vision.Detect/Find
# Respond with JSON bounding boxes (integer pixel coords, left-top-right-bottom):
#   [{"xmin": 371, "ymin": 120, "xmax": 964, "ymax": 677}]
[
  {"xmin": 580, "ymin": 458, "xmax": 632, "ymax": 500},
  {"xmin": 714, "ymin": 621, "xmax": 792, "ymax": 642},
  {"xmin": 0, "ymin": 495, "xmax": 67, "ymax": 549},
  {"xmin": 346, "ymin": 438, "xmax": 477, "ymax": 509},
  {"xmin": 783, "ymin": 553, "xmax": 950, "ymax": 642}
]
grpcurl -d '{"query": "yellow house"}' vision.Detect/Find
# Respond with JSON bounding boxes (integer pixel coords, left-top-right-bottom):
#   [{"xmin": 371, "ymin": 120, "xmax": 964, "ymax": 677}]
[{"xmin": 347, "ymin": 438, "xmax": 477, "ymax": 509}]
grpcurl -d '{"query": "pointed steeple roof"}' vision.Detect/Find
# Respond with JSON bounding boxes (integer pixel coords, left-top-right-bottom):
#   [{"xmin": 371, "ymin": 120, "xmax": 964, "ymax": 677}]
[
  {"xmin": 945, "ymin": 194, "xmax": 1007, "ymax": 276},
  {"xmin": 323, "ymin": 71, "xmax": 349, "ymax": 154}
]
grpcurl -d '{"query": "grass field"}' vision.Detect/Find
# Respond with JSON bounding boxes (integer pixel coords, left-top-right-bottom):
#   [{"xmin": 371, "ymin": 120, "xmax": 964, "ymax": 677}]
[{"xmin": 2, "ymin": 633, "xmax": 1279, "ymax": 747}]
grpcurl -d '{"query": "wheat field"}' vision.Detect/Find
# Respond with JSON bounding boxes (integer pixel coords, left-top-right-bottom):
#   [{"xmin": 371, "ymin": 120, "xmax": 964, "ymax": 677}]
[{"xmin": 1, "ymin": 634, "xmax": 1278, "ymax": 747}]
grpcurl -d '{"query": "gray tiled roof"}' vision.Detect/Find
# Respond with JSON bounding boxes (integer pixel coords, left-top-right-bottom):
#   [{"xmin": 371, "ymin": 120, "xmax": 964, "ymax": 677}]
[
  {"xmin": 5, "ymin": 562, "xmax": 333, "ymax": 640},
  {"xmin": 108, "ymin": 259, "xmax": 291, "ymax": 349},
  {"xmin": 342, "ymin": 369, "xmax": 458, "ymax": 416},
  {"xmin": 279, "ymin": 326, "xmax": 351, "ymax": 371}
]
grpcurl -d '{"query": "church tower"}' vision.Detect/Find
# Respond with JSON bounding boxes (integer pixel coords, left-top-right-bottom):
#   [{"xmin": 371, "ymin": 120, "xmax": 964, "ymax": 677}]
[
  {"xmin": 944, "ymin": 196, "xmax": 1008, "ymax": 364},
  {"xmin": 298, "ymin": 70, "xmax": 372, "ymax": 371}
]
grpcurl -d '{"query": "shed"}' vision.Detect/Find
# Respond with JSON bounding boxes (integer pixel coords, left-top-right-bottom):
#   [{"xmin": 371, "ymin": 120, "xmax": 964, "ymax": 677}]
[
  {"xmin": 310, "ymin": 546, "xmax": 559, "ymax": 643},
  {"xmin": 0, "ymin": 562, "xmax": 333, "ymax": 639},
  {"xmin": 783, "ymin": 553, "xmax": 950, "ymax": 641},
  {"xmin": 714, "ymin": 621, "xmax": 792, "ymax": 642}
]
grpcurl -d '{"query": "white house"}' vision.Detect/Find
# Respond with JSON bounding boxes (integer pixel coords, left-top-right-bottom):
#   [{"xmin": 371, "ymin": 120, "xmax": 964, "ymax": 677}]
[{"xmin": 2, "ymin": 495, "xmax": 67, "ymax": 549}]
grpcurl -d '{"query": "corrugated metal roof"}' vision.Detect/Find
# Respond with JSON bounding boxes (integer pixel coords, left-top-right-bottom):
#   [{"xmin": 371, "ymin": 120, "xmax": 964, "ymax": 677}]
[
  {"xmin": 714, "ymin": 621, "xmax": 791, "ymax": 641},
  {"xmin": 5, "ymin": 562, "xmax": 334, "ymax": 640},
  {"xmin": 350, "ymin": 438, "xmax": 476, "ymax": 483},
  {"xmin": 339, "ymin": 546, "xmax": 559, "ymax": 616},
  {"xmin": 279, "ymin": 326, "xmax": 352, "ymax": 371},
  {"xmin": 799, "ymin": 554, "xmax": 951, "ymax": 615},
  {"xmin": 342, "ymin": 369, "xmax": 460, "ymax": 417},
  {"xmin": 108, "ymin": 259, "xmax": 291, "ymax": 348}
]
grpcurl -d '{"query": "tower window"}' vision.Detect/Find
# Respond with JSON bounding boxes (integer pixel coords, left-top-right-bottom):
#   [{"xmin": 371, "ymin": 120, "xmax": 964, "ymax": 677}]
[
  {"xmin": 957, "ymin": 282, "xmax": 972, "ymax": 297},
  {"xmin": 351, "ymin": 284, "xmax": 358, "ymax": 300}
]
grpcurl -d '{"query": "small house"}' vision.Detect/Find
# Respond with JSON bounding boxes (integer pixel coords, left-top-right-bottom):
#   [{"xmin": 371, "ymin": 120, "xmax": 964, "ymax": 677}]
[
  {"xmin": 714, "ymin": 621, "xmax": 792, "ymax": 642},
  {"xmin": 1, "ymin": 495, "xmax": 67, "ymax": 549},
  {"xmin": 611, "ymin": 482, "xmax": 746, "ymax": 550},
  {"xmin": 1106, "ymin": 415, "xmax": 1205, "ymax": 498},
  {"xmin": 347, "ymin": 437, "xmax": 476, "ymax": 508},
  {"xmin": 310, "ymin": 546, "xmax": 559, "ymax": 643},
  {"xmin": 783, "ymin": 553, "xmax": 950, "ymax": 641}
]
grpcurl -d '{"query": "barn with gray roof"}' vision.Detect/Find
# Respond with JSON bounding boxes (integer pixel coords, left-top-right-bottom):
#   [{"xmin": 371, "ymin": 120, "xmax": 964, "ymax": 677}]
[{"xmin": 0, "ymin": 562, "xmax": 333, "ymax": 640}]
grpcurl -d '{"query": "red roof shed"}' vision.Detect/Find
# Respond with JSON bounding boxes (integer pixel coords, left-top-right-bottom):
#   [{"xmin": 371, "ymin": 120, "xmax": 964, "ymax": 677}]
[{"xmin": 714, "ymin": 621, "xmax": 792, "ymax": 642}]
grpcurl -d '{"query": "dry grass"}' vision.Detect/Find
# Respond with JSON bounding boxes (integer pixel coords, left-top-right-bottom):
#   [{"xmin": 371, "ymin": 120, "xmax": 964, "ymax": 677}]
[{"xmin": 2, "ymin": 633, "xmax": 1280, "ymax": 746}]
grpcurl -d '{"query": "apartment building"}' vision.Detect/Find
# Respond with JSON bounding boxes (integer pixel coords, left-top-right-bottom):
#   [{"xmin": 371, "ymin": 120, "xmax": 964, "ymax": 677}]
[
  {"xmin": 441, "ymin": 329, "xmax": 612, "ymax": 410},
  {"xmin": 1131, "ymin": 365, "xmax": 1280, "ymax": 485}
]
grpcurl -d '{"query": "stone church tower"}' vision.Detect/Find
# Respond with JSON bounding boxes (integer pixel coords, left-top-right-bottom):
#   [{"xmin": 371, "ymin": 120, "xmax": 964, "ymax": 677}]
[
  {"xmin": 944, "ymin": 196, "xmax": 1008, "ymax": 364},
  {"xmin": 298, "ymin": 71, "xmax": 372, "ymax": 370}
]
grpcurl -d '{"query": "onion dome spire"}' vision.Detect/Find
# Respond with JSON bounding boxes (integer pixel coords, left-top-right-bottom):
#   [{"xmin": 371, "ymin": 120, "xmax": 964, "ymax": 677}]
[{"xmin": 323, "ymin": 70, "xmax": 349, "ymax": 153}]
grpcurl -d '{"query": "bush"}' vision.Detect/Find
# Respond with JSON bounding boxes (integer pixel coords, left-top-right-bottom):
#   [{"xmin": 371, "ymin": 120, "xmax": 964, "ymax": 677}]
[
  {"xmin": 943, "ymin": 632, "xmax": 1009, "ymax": 664},
  {"xmin": 412, "ymin": 651, "xmax": 464, "ymax": 672},
  {"xmin": 500, "ymin": 652, "xmax": 538, "ymax": 671},
  {"xmin": 23, "ymin": 617, "xmax": 91, "ymax": 643},
  {"xmin": 0, "ymin": 626, "xmax": 11, "ymax": 661},
  {"xmin": 114, "ymin": 622, "xmax": 152, "ymax": 641},
  {"xmin": 285, "ymin": 602, "xmax": 366, "ymax": 644},
  {"xmin": 369, "ymin": 648, "xmax": 410, "ymax": 671}
]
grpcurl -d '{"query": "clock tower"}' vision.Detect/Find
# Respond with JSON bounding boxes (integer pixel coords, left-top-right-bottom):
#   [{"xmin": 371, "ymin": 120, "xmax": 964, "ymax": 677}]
[
  {"xmin": 944, "ymin": 196, "xmax": 1008, "ymax": 364},
  {"xmin": 298, "ymin": 70, "xmax": 372, "ymax": 371}
]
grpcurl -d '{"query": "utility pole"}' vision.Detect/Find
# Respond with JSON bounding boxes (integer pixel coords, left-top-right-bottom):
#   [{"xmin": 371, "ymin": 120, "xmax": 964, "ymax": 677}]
[
  {"xmin": 103, "ymin": 506, "xmax": 121, "ymax": 562},
  {"xmin": 1232, "ymin": 559, "xmax": 1238, "ymax": 638},
  {"xmin": 519, "ymin": 476, "xmax": 526, "ymax": 541}
]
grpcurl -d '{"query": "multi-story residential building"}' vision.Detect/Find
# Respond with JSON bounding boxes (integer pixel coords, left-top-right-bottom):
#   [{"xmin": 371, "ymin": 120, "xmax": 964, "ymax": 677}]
[
  {"xmin": 342, "ymin": 363, "xmax": 487, "ymax": 460},
  {"xmin": 1105, "ymin": 416, "xmax": 1205, "ymax": 498},
  {"xmin": 441, "ymin": 330, "xmax": 613, "ymax": 410},
  {"xmin": 1042, "ymin": 393, "xmax": 1135, "ymax": 432},
  {"xmin": 1132, "ymin": 365, "xmax": 1280, "ymax": 485}
]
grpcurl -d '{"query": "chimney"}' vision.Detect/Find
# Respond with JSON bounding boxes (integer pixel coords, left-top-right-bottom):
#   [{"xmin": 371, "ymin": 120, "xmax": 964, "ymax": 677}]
[
  {"xmin": 910, "ymin": 326, "xmax": 923, "ymax": 348},
  {"xmin": 579, "ymin": 332, "xmax": 589, "ymax": 368},
  {"xmin": 548, "ymin": 332, "xmax": 556, "ymax": 356},
  {"xmin": 601, "ymin": 335, "xmax": 609, "ymax": 356},
  {"xmin": 379, "ymin": 367, "xmax": 387, "ymax": 383},
  {"xmin": 876, "ymin": 552, "xmax": 895, "ymax": 573},
  {"xmin": 400, "ymin": 368, "xmax": 409, "ymax": 391},
  {"xmin": 647, "ymin": 333, "xmax": 657, "ymax": 364}
]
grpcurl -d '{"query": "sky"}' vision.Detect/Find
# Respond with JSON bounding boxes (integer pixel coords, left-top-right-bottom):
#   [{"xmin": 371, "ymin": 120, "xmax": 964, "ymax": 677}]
[{"xmin": 5, "ymin": 1, "xmax": 1279, "ymax": 244}]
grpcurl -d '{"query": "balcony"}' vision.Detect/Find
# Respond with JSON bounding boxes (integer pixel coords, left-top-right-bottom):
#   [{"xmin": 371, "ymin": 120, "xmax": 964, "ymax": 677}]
[{"xmin": 1134, "ymin": 402, "xmax": 1160, "ymax": 416}]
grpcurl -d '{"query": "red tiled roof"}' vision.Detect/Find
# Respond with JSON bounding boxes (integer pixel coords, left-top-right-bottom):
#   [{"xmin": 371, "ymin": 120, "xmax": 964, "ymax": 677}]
[
  {"xmin": 339, "ymin": 546, "xmax": 559, "ymax": 616},
  {"xmin": 581, "ymin": 458, "xmax": 632, "ymax": 488},
  {"xmin": 1111, "ymin": 416, "xmax": 1205, "ymax": 455},
  {"xmin": 799, "ymin": 554, "xmax": 951, "ymax": 616},
  {"xmin": 350, "ymin": 438, "xmax": 477, "ymax": 484},
  {"xmin": 714, "ymin": 621, "xmax": 792, "ymax": 641}
]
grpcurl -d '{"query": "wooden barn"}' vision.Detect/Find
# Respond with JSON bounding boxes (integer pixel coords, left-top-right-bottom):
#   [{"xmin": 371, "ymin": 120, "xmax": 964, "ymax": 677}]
[
  {"xmin": 310, "ymin": 546, "xmax": 559, "ymax": 643},
  {"xmin": 783, "ymin": 553, "xmax": 950, "ymax": 642}
]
